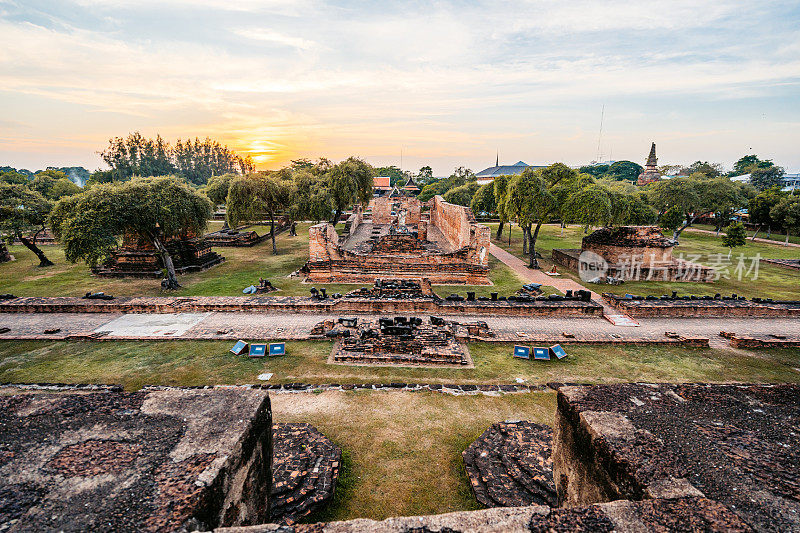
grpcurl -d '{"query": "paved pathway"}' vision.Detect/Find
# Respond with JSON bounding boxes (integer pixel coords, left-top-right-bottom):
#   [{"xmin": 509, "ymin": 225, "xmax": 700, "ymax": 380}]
[
  {"xmin": 488, "ymin": 243, "xmax": 637, "ymax": 325},
  {"xmin": 2, "ymin": 312, "xmax": 799, "ymax": 349},
  {"xmin": 684, "ymin": 227, "xmax": 800, "ymax": 248}
]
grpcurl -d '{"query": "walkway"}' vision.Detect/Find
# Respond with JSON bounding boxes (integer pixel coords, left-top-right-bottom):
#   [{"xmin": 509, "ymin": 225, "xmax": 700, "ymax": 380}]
[
  {"xmin": 683, "ymin": 227, "xmax": 800, "ymax": 248},
  {"xmin": 3, "ymin": 312, "xmax": 798, "ymax": 349},
  {"xmin": 488, "ymin": 243, "xmax": 637, "ymax": 326}
]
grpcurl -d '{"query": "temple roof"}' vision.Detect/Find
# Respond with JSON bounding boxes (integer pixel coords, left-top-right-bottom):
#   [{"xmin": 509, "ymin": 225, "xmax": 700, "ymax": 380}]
[
  {"xmin": 646, "ymin": 142, "xmax": 657, "ymax": 167},
  {"xmin": 475, "ymin": 161, "xmax": 543, "ymax": 178}
]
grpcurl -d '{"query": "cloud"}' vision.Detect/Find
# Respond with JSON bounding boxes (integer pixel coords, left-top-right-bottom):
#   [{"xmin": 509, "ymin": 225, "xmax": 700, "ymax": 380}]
[{"xmin": 233, "ymin": 28, "xmax": 317, "ymax": 50}]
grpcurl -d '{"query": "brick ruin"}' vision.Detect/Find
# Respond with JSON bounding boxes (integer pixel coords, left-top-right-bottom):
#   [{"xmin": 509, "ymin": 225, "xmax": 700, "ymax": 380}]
[
  {"xmin": 205, "ymin": 218, "xmax": 292, "ymax": 247},
  {"xmin": 317, "ymin": 315, "xmax": 474, "ymax": 366},
  {"xmin": 301, "ymin": 195, "xmax": 491, "ymax": 285},
  {"xmin": 552, "ymin": 225, "xmax": 715, "ymax": 282},
  {"xmin": 553, "ymin": 383, "xmax": 800, "ymax": 532},
  {"xmin": 604, "ymin": 292, "xmax": 800, "ymax": 318},
  {"xmin": 93, "ymin": 231, "xmax": 225, "ymax": 278},
  {"xmin": 0, "ymin": 386, "xmax": 273, "ymax": 531}
]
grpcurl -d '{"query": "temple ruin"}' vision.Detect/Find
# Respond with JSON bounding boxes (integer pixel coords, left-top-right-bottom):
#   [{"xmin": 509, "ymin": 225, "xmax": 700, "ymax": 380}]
[
  {"xmin": 301, "ymin": 195, "xmax": 491, "ymax": 285},
  {"xmin": 552, "ymin": 225, "xmax": 715, "ymax": 282},
  {"xmin": 93, "ymin": 231, "xmax": 224, "ymax": 278},
  {"xmin": 636, "ymin": 142, "xmax": 661, "ymax": 186}
]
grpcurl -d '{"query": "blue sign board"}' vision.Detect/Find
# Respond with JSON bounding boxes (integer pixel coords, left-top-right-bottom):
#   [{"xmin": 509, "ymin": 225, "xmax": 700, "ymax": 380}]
[
  {"xmin": 269, "ymin": 343, "xmax": 286, "ymax": 356},
  {"xmin": 513, "ymin": 345, "xmax": 530, "ymax": 359},
  {"xmin": 230, "ymin": 340, "xmax": 248, "ymax": 355},
  {"xmin": 550, "ymin": 344, "xmax": 567, "ymax": 359},
  {"xmin": 249, "ymin": 344, "xmax": 267, "ymax": 357},
  {"xmin": 533, "ymin": 347, "xmax": 550, "ymax": 360}
]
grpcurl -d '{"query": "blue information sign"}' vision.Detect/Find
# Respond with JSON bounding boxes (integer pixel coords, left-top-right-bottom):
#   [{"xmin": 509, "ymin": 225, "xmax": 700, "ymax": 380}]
[
  {"xmin": 550, "ymin": 344, "xmax": 567, "ymax": 359},
  {"xmin": 249, "ymin": 344, "xmax": 267, "ymax": 357},
  {"xmin": 269, "ymin": 343, "xmax": 286, "ymax": 356},
  {"xmin": 513, "ymin": 345, "xmax": 530, "ymax": 359},
  {"xmin": 533, "ymin": 347, "xmax": 550, "ymax": 360},
  {"xmin": 230, "ymin": 340, "xmax": 248, "ymax": 355}
]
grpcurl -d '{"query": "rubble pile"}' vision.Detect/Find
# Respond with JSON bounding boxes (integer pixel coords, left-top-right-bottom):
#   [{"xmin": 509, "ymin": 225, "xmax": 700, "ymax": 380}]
[
  {"xmin": 270, "ymin": 423, "xmax": 341, "ymax": 525},
  {"xmin": 463, "ymin": 421, "xmax": 557, "ymax": 508}
]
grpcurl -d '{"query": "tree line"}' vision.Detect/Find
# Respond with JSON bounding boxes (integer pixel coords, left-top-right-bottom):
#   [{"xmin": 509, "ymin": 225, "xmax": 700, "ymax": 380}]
[{"xmin": 97, "ymin": 132, "xmax": 255, "ymax": 185}]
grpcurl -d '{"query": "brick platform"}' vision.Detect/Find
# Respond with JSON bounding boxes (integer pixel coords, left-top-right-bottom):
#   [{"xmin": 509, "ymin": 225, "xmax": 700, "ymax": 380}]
[
  {"xmin": 0, "ymin": 386, "xmax": 272, "ymax": 532},
  {"xmin": 762, "ymin": 258, "xmax": 800, "ymax": 270},
  {"xmin": 271, "ymin": 423, "xmax": 341, "ymax": 525},
  {"xmin": 553, "ymin": 383, "xmax": 800, "ymax": 532},
  {"xmin": 463, "ymin": 421, "xmax": 557, "ymax": 508},
  {"xmin": 604, "ymin": 293, "xmax": 800, "ymax": 318},
  {"xmin": 302, "ymin": 196, "xmax": 491, "ymax": 285}
]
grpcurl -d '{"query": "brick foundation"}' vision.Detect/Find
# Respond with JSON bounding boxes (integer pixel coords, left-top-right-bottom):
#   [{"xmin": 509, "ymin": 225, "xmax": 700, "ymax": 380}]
[
  {"xmin": 303, "ymin": 195, "xmax": 490, "ymax": 285},
  {"xmin": 604, "ymin": 293, "xmax": 800, "ymax": 318}
]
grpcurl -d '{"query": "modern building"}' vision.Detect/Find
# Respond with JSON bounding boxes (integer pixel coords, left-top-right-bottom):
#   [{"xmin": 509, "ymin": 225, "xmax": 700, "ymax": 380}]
[
  {"xmin": 474, "ymin": 157, "xmax": 543, "ymax": 185},
  {"xmin": 728, "ymin": 172, "xmax": 799, "ymax": 192}
]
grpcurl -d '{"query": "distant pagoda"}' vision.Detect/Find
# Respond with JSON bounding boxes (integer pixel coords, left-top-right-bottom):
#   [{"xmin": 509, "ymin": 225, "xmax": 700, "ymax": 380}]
[{"xmin": 637, "ymin": 142, "xmax": 661, "ymax": 186}]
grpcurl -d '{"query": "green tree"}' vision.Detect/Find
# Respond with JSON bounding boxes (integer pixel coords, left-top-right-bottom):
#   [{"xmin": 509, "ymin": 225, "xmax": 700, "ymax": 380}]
[
  {"xmin": 327, "ymin": 157, "xmax": 374, "ymax": 225},
  {"xmin": 470, "ymin": 182, "xmax": 497, "ymax": 219},
  {"xmin": 748, "ymin": 188, "xmax": 783, "ymax": 239},
  {"xmin": 683, "ymin": 161, "xmax": 723, "ymax": 179},
  {"xmin": 722, "ymin": 222, "xmax": 747, "ymax": 258},
  {"xmin": 0, "ymin": 183, "xmax": 54, "ymax": 266},
  {"xmin": 605, "ymin": 161, "xmax": 643, "ymax": 183},
  {"xmin": 658, "ymin": 205, "xmax": 684, "ymax": 234},
  {"xmin": 749, "ymin": 165, "xmax": 785, "ymax": 191},
  {"xmin": 503, "ymin": 163, "xmax": 582, "ymax": 268},
  {"xmin": 0, "ymin": 171, "xmax": 30, "ymax": 185},
  {"xmin": 578, "ymin": 164, "xmax": 609, "ymax": 178},
  {"xmin": 492, "ymin": 175, "xmax": 510, "ymax": 240},
  {"xmin": 443, "ymin": 181, "xmax": 480, "ymax": 207},
  {"xmin": 648, "ymin": 175, "xmax": 748, "ymax": 240},
  {"xmin": 50, "ymin": 176, "xmax": 212, "ymax": 289},
  {"xmin": 605, "ymin": 189, "xmax": 656, "ymax": 226},
  {"xmin": 50, "ymin": 178, "xmax": 82, "ymax": 199},
  {"xmin": 731, "ymin": 154, "xmax": 774, "ymax": 176},
  {"xmin": 770, "ymin": 197, "xmax": 800, "ymax": 245},
  {"xmin": 416, "ymin": 166, "xmax": 434, "ymax": 185},
  {"xmin": 563, "ymin": 185, "xmax": 612, "ymax": 231},
  {"xmin": 227, "ymin": 173, "xmax": 296, "ymax": 254},
  {"xmin": 292, "ymin": 169, "xmax": 331, "ymax": 223},
  {"xmin": 418, "ymin": 167, "xmax": 474, "ymax": 202}
]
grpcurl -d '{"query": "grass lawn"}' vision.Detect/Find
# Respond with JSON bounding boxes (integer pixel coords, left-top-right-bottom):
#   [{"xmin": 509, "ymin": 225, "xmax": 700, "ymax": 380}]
[
  {"xmin": 1, "ymin": 340, "xmax": 798, "ymax": 390},
  {"xmin": 0, "ymin": 223, "xmax": 532, "ymax": 298},
  {"xmin": 692, "ymin": 223, "xmax": 800, "ymax": 245},
  {"xmin": 275, "ymin": 390, "xmax": 555, "ymax": 522},
  {"xmin": 487, "ymin": 223, "xmax": 800, "ymax": 300}
]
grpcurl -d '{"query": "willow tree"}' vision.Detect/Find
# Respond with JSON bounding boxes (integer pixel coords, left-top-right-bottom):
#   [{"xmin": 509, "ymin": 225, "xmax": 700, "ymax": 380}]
[
  {"xmin": 226, "ymin": 173, "xmax": 295, "ymax": 254},
  {"xmin": 503, "ymin": 163, "xmax": 583, "ymax": 268},
  {"xmin": 0, "ymin": 182, "xmax": 54, "ymax": 266},
  {"xmin": 50, "ymin": 176, "xmax": 211, "ymax": 289},
  {"xmin": 327, "ymin": 157, "xmax": 374, "ymax": 225}
]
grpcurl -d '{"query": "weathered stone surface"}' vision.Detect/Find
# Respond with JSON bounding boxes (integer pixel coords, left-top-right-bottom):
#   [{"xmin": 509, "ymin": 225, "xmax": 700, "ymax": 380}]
[
  {"xmin": 0, "ymin": 386, "xmax": 272, "ymax": 532},
  {"xmin": 92, "ymin": 231, "xmax": 224, "ymax": 278},
  {"xmin": 553, "ymin": 226, "xmax": 715, "ymax": 282},
  {"xmin": 553, "ymin": 383, "xmax": 800, "ymax": 532},
  {"xmin": 216, "ymin": 497, "xmax": 751, "ymax": 532},
  {"xmin": 463, "ymin": 421, "xmax": 557, "ymax": 508},
  {"xmin": 271, "ymin": 423, "xmax": 341, "ymax": 525},
  {"xmin": 302, "ymin": 196, "xmax": 491, "ymax": 285},
  {"xmin": 604, "ymin": 293, "xmax": 800, "ymax": 318}
]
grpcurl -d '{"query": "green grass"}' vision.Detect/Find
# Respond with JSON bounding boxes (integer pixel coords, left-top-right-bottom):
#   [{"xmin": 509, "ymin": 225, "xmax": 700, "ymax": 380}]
[
  {"xmin": 692, "ymin": 224, "xmax": 800, "ymax": 245},
  {"xmin": 0, "ymin": 223, "xmax": 530, "ymax": 298},
  {"xmin": 487, "ymin": 223, "xmax": 800, "ymax": 300},
  {"xmin": 1, "ymin": 340, "xmax": 798, "ymax": 390},
  {"xmin": 273, "ymin": 390, "xmax": 555, "ymax": 521}
]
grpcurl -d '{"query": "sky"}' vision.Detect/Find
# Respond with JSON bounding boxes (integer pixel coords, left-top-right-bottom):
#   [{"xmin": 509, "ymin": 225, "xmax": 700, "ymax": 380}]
[{"xmin": 1, "ymin": 0, "xmax": 799, "ymax": 175}]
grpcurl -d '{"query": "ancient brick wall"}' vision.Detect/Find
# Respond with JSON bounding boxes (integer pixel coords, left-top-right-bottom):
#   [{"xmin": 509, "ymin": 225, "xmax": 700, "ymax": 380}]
[
  {"xmin": 372, "ymin": 196, "xmax": 421, "ymax": 225},
  {"xmin": 308, "ymin": 223, "xmax": 342, "ymax": 262},
  {"xmin": 603, "ymin": 294, "xmax": 800, "ymax": 318},
  {"xmin": 429, "ymin": 195, "xmax": 472, "ymax": 249}
]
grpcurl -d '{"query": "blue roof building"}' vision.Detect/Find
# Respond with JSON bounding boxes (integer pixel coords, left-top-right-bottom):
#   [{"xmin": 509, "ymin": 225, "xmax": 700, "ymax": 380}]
[{"xmin": 475, "ymin": 159, "xmax": 543, "ymax": 184}]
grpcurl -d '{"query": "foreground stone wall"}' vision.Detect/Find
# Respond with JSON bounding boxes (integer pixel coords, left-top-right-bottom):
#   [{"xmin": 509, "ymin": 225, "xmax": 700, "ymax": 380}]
[
  {"xmin": 0, "ymin": 295, "xmax": 604, "ymax": 317},
  {"xmin": 0, "ymin": 386, "xmax": 273, "ymax": 531},
  {"xmin": 604, "ymin": 294, "xmax": 800, "ymax": 318},
  {"xmin": 553, "ymin": 383, "xmax": 800, "ymax": 532}
]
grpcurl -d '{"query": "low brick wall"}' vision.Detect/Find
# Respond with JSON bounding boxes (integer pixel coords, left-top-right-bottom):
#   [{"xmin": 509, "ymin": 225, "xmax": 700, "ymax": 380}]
[
  {"xmin": 0, "ymin": 295, "xmax": 603, "ymax": 317},
  {"xmin": 603, "ymin": 294, "xmax": 800, "ymax": 318}
]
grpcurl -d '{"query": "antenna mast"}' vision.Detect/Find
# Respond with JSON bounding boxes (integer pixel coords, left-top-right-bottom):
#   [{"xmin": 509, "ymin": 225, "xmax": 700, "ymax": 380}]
[{"xmin": 596, "ymin": 104, "xmax": 605, "ymax": 163}]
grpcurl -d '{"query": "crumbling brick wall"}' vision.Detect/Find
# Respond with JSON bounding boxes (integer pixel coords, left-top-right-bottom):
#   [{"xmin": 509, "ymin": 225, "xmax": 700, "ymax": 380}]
[
  {"xmin": 372, "ymin": 197, "xmax": 422, "ymax": 225},
  {"xmin": 308, "ymin": 223, "xmax": 342, "ymax": 262}
]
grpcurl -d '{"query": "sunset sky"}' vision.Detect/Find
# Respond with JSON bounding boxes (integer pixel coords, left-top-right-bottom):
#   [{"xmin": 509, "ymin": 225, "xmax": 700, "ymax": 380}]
[{"xmin": 1, "ymin": 0, "xmax": 799, "ymax": 175}]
